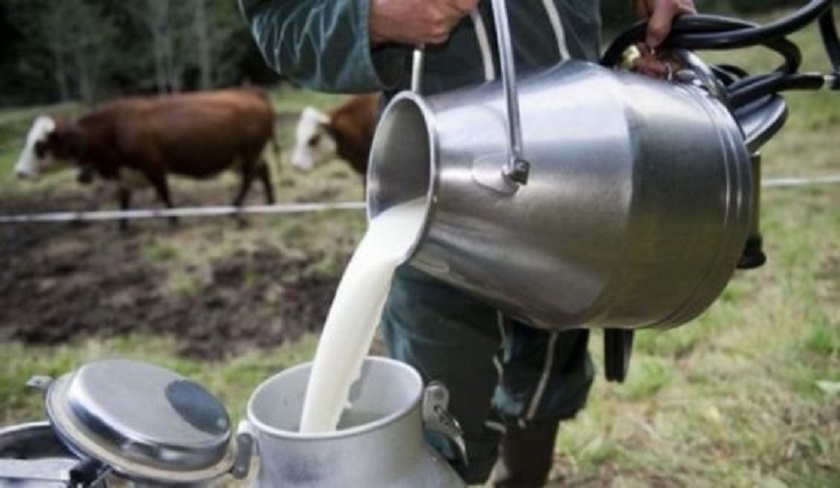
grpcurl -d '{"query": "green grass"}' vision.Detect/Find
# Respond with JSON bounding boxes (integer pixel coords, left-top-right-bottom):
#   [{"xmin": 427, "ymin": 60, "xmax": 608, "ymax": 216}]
[
  {"xmin": 0, "ymin": 334, "xmax": 320, "ymax": 427},
  {"xmin": 0, "ymin": 151, "xmax": 16, "ymax": 184},
  {"xmin": 269, "ymin": 86, "xmax": 350, "ymax": 113},
  {"xmin": 555, "ymin": 178, "xmax": 840, "ymax": 485}
]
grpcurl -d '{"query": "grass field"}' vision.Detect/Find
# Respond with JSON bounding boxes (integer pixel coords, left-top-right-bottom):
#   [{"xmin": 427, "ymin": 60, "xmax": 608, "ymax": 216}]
[{"xmin": 1, "ymin": 11, "xmax": 838, "ymax": 488}]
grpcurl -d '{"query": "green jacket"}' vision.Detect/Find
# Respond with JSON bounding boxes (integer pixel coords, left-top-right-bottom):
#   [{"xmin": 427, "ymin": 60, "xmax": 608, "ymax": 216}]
[{"xmin": 239, "ymin": 0, "xmax": 601, "ymax": 96}]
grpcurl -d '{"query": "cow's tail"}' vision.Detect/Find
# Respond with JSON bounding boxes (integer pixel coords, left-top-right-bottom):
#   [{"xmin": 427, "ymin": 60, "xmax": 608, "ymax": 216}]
[
  {"xmin": 261, "ymin": 129, "xmax": 281, "ymax": 169},
  {"xmin": 259, "ymin": 127, "xmax": 282, "ymax": 190}
]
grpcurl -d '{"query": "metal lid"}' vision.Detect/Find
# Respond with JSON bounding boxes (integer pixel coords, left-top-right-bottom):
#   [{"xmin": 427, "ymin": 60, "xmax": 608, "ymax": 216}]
[{"xmin": 45, "ymin": 359, "xmax": 235, "ymax": 484}]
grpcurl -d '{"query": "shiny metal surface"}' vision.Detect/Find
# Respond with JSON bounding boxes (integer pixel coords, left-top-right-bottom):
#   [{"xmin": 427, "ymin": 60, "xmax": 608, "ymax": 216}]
[
  {"xmin": 0, "ymin": 421, "xmax": 72, "ymax": 459},
  {"xmin": 0, "ymin": 421, "xmax": 83, "ymax": 487},
  {"xmin": 0, "ymin": 458, "xmax": 80, "ymax": 487},
  {"xmin": 411, "ymin": 46, "xmax": 425, "ymax": 93},
  {"xmin": 490, "ymin": 0, "xmax": 528, "ymax": 183},
  {"xmin": 246, "ymin": 356, "xmax": 465, "ymax": 488},
  {"xmin": 422, "ymin": 381, "xmax": 466, "ymax": 466},
  {"xmin": 45, "ymin": 359, "xmax": 237, "ymax": 484},
  {"xmin": 368, "ymin": 60, "xmax": 752, "ymax": 330},
  {"xmin": 735, "ymin": 94, "xmax": 788, "ymax": 152}
]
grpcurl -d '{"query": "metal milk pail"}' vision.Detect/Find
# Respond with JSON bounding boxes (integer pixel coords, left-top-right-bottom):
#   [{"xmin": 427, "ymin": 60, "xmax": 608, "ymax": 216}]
[
  {"xmin": 367, "ymin": 0, "xmax": 753, "ymax": 331},
  {"xmin": 245, "ymin": 356, "xmax": 466, "ymax": 487}
]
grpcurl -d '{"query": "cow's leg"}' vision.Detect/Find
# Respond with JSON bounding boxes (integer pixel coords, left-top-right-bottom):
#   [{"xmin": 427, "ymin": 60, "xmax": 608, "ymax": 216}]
[
  {"xmin": 232, "ymin": 164, "xmax": 257, "ymax": 208},
  {"xmin": 118, "ymin": 187, "xmax": 132, "ymax": 232},
  {"xmin": 146, "ymin": 172, "xmax": 178, "ymax": 227},
  {"xmin": 257, "ymin": 162, "xmax": 276, "ymax": 204},
  {"xmin": 231, "ymin": 164, "xmax": 259, "ymax": 228},
  {"xmin": 77, "ymin": 164, "xmax": 95, "ymax": 185}
]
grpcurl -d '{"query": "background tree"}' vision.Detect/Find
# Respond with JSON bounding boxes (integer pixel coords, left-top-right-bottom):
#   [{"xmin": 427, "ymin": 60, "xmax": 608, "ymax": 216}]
[
  {"xmin": 194, "ymin": 0, "xmax": 213, "ymax": 90},
  {"xmin": 4, "ymin": 0, "xmax": 117, "ymax": 103},
  {"xmin": 125, "ymin": 0, "xmax": 188, "ymax": 94},
  {"xmin": 0, "ymin": 0, "xmax": 805, "ymax": 107},
  {"xmin": 190, "ymin": 0, "xmax": 253, "ymax": 90}
]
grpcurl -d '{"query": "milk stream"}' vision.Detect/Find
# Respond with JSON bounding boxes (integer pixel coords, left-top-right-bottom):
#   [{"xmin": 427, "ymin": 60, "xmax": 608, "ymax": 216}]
[{"xmin": 299, "ymin": 198, "xmax": 426, "ymax": 433}]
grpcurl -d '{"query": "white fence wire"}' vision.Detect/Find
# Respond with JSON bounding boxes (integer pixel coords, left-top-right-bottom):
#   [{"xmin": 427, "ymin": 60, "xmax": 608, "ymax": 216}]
[
  {"xmin": 0, "ymin": 175, "xmax": 837, "ymax": 224},
  {"xmin": 0, "ymin": 202, "xmax": 365, "ymax": 224}
]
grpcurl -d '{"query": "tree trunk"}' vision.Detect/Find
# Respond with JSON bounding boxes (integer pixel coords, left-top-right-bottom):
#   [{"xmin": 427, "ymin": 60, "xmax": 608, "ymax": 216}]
[
  {"xmin": 151, "ymin": 0, "xmax": 171, "ymax": 94},
  {"xmin": 194, "ymin": 0, "xmax": 212, "ymax": 90},
  {"xmin": 51, "ymin": 42, "xmax": 70, "ymax": 102}
]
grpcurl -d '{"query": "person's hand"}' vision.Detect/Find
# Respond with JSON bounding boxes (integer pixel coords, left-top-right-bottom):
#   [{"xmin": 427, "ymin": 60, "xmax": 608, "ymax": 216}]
[
  {"xmin": 633, "ymin": 0, "xmax": 696, "ymax": 78},
  {"xmin": 369, "ymin": 0, "xmax": 479, "ymax": 46},
  {"xmin": 635, "ymin": 0, "xmax": 696, "ymax": 48}
]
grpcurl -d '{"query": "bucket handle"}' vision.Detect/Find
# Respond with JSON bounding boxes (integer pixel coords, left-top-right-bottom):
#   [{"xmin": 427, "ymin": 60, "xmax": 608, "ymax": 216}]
[{"xmin": 410, "ymin": 0, "xmax": 530, "ymax": 185}]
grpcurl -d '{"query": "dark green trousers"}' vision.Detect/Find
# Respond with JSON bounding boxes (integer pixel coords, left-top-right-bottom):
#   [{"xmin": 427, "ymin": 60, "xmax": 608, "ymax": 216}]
[{"xmin": 381, "ymin": 265, "xmax": 594, "ymax": 484}]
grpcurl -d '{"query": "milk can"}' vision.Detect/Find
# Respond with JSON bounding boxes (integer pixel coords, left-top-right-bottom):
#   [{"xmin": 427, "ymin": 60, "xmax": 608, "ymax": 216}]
[
  {"xmin": 0, "ymin": 421, "xmax": 92, "ymax": 487},
  {"xmin": 367, "ymin": 0, "xmax": 755, "ymax": 331},
  {"xmin": 244, "ymin": 356, "xmax": 466, "ymax": 487},
  {"xmin": 5, "ymin": 357, "xmax": 465, "ymax": 487}
]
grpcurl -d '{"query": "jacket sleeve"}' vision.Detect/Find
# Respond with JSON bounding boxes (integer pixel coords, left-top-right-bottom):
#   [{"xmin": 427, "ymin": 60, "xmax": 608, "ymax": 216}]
[{"xmin": 239, "ymin": 0, "xmax": 410, "ymax": 93}]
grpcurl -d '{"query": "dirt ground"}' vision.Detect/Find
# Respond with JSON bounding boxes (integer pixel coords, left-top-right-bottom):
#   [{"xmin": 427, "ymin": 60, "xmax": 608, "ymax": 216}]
[{"xmin": 0, "ymin": 180, "xmax": 353, "ymax": 360}]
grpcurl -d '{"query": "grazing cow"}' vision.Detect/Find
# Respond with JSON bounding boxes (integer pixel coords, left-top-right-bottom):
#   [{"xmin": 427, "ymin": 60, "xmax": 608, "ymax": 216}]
[
  {"xmin": 14, "ymin": 88, "xmax": 278, "ymax": 228},
  {"xmin": 291, "ymin": 93, "xmax": 379, "ymax": 177}
]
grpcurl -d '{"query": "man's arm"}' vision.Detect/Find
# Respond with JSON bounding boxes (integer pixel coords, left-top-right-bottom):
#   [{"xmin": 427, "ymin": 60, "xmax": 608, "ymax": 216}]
[
  {"xmin": 239, "ymin": 0, "xmax": 478, "ymax": 93},
  {"xmin": 239, "ymin": 0, "xmax": 410, "ymax": 93},
  {"xmin": 369, "ymin": 0, "xmax": 478, "ymax": 45}
]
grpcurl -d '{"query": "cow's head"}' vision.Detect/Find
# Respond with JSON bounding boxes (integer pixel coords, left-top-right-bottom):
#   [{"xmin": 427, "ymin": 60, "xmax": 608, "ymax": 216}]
[
  {"xmin": 291, "ymin": 107, "xmax": 336, "ymax": 172},
  {"xmin": 13, "ymin": 116, "xmax": 78, "ymax": 179}
]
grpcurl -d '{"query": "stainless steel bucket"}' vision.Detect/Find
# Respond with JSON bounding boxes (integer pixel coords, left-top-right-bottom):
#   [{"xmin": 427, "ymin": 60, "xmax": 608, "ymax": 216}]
[
  {"xmin": 0, "ymin": 421, "xmax": 88, "ymax": 487},
  {"xmin": 367, "ymin": 0, "xmax": 752, "ymax": 331},
  {"xmin": 245, "ymin": 356, "xmax": 465, "ymax": 487}
]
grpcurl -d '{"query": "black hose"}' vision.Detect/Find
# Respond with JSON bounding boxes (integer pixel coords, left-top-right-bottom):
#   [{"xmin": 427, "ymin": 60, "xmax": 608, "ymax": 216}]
[
  {"xmin": 728, "ymin": 72, "xmax": 827, "ymax": 107},
  {"xmin": 675, "ymin": 17, "xmax": 804, "ymax": 73},
  {"xmin": 714, "ymin": 64, "xmax": 750, "ymax": 81},
  {"xmin": 710, "ymin": 65, "xmax": 739, "ymax": 85},
  {"xmin": 668, "ymin": 0, "xmax": 829, "ymax": 50},
  {"xmin": 818, "ymin": 11, "xmax": 840, "ymax": 73},
  {"xmin": 600, "ymin": 0, "xmax": 839, "ymax": 107},
  {"xmin": 602, "ymin": 15, "xmax": 804, "ymax": 74}
]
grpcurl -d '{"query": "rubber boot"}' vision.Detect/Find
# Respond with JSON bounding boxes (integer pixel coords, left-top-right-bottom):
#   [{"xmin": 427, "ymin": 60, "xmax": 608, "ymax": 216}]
[{"xmin": 491, "ymin": 420, "xmax": 561, "ymax": 487}]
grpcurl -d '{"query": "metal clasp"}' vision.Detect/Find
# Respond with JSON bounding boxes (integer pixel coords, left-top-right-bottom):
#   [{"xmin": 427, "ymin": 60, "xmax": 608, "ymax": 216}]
[{"xmin": 422, "ymin": 381, "xmax": 467, "ymax": 466}]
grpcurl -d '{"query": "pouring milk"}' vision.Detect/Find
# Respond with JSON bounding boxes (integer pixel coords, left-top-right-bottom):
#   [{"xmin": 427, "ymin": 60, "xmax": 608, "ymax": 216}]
[{"xmin": 299, "ymin": 198, "xmax": 426, "ymax": 433}]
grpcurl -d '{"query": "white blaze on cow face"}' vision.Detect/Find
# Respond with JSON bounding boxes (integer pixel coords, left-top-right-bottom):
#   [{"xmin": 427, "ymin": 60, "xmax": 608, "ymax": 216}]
[
  {"xmin": 291, "ymin": 107, "xmax": 337, "ymax": 172},
  {"xmin": 13, "ymin": 115, "xmax": 62, "ymax": 179}
]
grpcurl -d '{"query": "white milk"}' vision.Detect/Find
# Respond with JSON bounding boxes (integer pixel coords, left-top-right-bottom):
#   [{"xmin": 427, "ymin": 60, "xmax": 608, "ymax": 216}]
[{"xmin": 299, "ymin": 198, "xmax": 427, "ymax": 433}]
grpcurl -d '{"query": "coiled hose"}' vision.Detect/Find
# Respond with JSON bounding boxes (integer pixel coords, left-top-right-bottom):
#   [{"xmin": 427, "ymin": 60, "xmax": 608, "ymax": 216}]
[{"xmin": 600, "ymin": 0, "xmax": 840, "ymax": 109}]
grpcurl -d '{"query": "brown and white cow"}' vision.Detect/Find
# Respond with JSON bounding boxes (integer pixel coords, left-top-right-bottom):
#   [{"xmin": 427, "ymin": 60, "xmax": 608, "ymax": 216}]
[
  {"xmin": 291, "ymin": 93, "xmax": 379, "ymax": 177},
  {"xmin": 14, "ymin": 87, "xmax": 278, "ymax": 228}
]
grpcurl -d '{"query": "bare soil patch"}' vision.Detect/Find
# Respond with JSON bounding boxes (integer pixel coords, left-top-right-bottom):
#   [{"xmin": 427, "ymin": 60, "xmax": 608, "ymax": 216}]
[{"xmin": 0, "ymin": 183, "xmax": 352, "ymax": 360}]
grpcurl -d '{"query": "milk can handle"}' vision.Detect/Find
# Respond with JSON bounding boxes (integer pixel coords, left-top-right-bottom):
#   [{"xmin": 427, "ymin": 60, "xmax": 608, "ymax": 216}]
[{"xmin": 410, "ymin": 0, "xmax": 530, "ymax": 184}]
